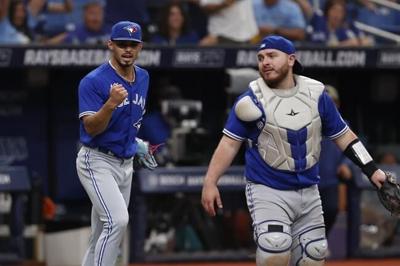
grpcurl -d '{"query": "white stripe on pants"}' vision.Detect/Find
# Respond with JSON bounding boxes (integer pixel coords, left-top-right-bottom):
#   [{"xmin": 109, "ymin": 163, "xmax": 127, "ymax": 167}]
[{"xmin": 76, "ymin": 146, "xmax": 133, "ymax": 266}]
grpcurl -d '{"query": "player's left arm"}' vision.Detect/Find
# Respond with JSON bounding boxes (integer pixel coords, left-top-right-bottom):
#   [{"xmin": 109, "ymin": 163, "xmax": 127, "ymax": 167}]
[
  {"xmin": 319, "ymin": 90, "xmax": 386, "ymax": 188},
  {"xmin": 133, "ymin": 72, "xmax": 157, "ymax": 170},
  {"xmin": 334, "ymin": 128, "xmax": 386, "ymax": 188},
  {"xmin": 334, "ymin": 131, "xmax": 400, "ymax": 215}
]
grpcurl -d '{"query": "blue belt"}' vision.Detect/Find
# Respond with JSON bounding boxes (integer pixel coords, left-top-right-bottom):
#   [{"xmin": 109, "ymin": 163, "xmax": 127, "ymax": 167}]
[{"xmin": 83, "ymin": 145, "xmax": 132, "ymax": 160}]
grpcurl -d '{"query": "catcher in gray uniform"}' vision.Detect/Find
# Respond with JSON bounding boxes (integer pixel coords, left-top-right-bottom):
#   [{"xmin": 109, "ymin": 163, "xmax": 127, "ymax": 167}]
[{"xmin": 201, "ymin": 35, "xmax": 388, "ymax": 266}]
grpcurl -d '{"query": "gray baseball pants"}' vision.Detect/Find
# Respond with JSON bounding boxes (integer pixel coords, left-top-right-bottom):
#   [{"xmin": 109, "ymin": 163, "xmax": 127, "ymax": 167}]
[{"xmin": 76, "ymin": 146, "xmax": 133, "ymax": 266}]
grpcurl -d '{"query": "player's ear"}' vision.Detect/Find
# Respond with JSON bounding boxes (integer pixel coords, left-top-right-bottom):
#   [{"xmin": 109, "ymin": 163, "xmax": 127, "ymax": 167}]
[
  {"xmin": 107, "ymin": 40, "xmax": 114, "ymax": 51},
  {"xmin": 137, "ymin": 42, "xmax": 143, "ymax": 51},
  {"xmin": 288, "ymin": 54, "xmax": 296, "ymax": 68}
]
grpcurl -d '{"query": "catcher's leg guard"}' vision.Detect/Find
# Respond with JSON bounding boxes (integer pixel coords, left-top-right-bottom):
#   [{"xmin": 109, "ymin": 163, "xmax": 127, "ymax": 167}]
[
  {"xmin": 255, "ymin": 221, "xmax": 292, "ymax": 266},
  {"xmin": 291, "ymin": 226, "xmax": 327, "ymax": 266}
]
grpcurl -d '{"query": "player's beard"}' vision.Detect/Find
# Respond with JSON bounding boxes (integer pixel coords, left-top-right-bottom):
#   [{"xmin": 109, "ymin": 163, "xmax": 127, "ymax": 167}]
[
  {"xmin": 116, "ymin": 55, "xmax": 135, "ymax": 68},
  {"xmin": 261, "ymin": 64, "xmax": 290, "ymax": 88}
]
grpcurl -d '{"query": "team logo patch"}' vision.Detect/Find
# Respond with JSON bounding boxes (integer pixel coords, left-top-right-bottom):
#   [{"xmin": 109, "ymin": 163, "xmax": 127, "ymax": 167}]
[
  {"xmin": 123, "ymin": 25, "xmax": 138, "ymax": 36},
  {"xmin": 133, "ymin": 117, "xmax": 143, "ymax": 130}
]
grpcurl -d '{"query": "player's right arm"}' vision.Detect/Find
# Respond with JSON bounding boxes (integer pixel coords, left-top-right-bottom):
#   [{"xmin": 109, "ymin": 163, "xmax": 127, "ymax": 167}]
[
  {"xmin": 201, "ymin": 135, "xmax": 242, "ymax": 216},
  {"xmin": 82, "ymin": 83, "xmax": 128, "ymax": 136}
]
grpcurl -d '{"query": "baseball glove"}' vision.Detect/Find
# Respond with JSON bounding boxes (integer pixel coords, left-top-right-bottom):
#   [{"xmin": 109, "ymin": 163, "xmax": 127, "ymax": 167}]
[
  {"xmin": 377, "ymin": 172, "xmax": 400, "ymax": 216},
  {"xmin": 133, "ymin": 138, "xmax": 158, "ymax": 170}
]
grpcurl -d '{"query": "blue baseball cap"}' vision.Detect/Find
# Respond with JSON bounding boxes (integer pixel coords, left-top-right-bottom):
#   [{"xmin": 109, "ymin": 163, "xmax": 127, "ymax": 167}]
[
  {"xmin": 258, "ymin": 35, "xmax": 303, "ymax": 74},
  {"xmin": 110, "ymin": 21, "xmax": 142, "ymax": 42}
]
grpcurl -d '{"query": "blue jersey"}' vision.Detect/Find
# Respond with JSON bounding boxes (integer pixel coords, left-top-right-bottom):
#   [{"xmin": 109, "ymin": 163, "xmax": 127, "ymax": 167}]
[
  {"xmin": 78, "ymin": 62, "xmax": 149, "ymax": 158},
  {"xmin": 307, "ymin": 11, "xmax": 358, "ymax": 45},
  {"xmin": 224, "ymin": 88, "xmax": 348, "ymax": 190}
]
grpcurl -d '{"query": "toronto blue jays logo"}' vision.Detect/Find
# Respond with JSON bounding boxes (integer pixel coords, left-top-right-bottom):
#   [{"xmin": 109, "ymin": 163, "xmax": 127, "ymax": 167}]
[
  {"xmin": 133, "ymin": 117, "xmax": 142, "ymax": 130},
  {"xmin": 123, "ymin": 25, "xmax": 137, "ymax": 36}
]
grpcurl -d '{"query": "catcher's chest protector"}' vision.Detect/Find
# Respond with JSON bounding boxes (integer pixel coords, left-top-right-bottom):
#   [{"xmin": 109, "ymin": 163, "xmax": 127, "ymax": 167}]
[{"xmin": 250, "ymin": 76, "xmax": 324, "ymax": 171}]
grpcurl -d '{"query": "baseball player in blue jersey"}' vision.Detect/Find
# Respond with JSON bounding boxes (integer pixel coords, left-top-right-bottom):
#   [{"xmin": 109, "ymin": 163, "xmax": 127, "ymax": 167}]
[
  {"xmin": 201, "ymin": 35, "xmax": 387, "ymax": 266},
  {"xmin": 76, "ymin": 21, "xmax": 157, "ymax": 266}
]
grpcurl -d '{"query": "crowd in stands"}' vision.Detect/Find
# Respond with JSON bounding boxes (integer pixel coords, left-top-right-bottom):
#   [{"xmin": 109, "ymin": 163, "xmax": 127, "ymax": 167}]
[{"xmin": 1, "ymin": 0, "xmax": 400, "ymax": 46}]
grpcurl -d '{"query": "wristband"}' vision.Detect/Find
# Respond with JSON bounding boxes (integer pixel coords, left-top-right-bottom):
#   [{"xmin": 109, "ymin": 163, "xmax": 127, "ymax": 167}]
[{"xmin": 343, "ymin": 139, "xmax": 378, "ymax": 178}]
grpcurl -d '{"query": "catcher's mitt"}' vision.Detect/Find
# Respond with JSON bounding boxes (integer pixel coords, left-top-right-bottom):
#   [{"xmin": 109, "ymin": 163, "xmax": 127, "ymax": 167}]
[{"xmin": 377, "ymin": 172, "xmax": 400, "ymax": 216}]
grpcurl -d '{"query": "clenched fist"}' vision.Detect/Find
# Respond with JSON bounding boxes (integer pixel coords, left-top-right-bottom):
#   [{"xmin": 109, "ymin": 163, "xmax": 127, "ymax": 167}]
[{"xmin": 109, "ymin": 83, "xmax": 128, "ymax": 108}]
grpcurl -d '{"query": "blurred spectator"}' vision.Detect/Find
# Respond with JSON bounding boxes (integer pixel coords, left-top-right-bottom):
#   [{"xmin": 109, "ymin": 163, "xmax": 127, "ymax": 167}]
[
  {"xmin": 252, "ymin": 0, "xmax": 307, "ymax": 41},
  {"xmin": 307, "ymin": 0, "xmax": 361, "ymax": 46},
  {"xmin": 379, "ymin": 151, "xmax": 398, "ymax": 165},
  {"xmin": 28, "ymin": 0, "xmax": 73, "ymax": 15},
  {"xmin": 9, "ymin": 0, "xmax": 34, "ymax": 41},
  {"xmin": 318, "ymin": 85, "xmax": 353, "ymax": 237},
  {"xmin": 355, "ymin": 0, "xmax": 400, "ymax": 44},
  {"xmin": 295, "ymin": 0, "xmax": 314, "ymax": 20},
  {"xmin": 198, "ymin": 0, "xmax": 258, "ymax": 45},
  {"xmin": 183, "ymin": 0, "xmax": 209, "ymax": 40},
  {"xmin": 103, "ymin": 0, "xmax": 150, "ymax": 40},
  {"xmin": 0, "ymin": 0, "xmax": 30, "ymax": 44},
  {"xmin": 151, "ymin": 2, "xmax": 200, "ymax": 45},
  {"xmin": 45, "ymin": 1, "xmax": 109, "ymax": 45},
  {"xmin": 27, "ymin": 0, "xmax": 73, "ymax": 37}
]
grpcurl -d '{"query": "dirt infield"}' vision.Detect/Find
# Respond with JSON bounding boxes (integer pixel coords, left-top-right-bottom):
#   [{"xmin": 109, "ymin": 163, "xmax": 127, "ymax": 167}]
[
  {"xmin": 130, "ymin": 259, "xmax": 400, "ymax": 266},
  {"xmin": 326, "ymin": 259, "xmax": 400, "ymax": 266},
  {"xmin": 16, "ymin": 258, "xmax": 400, "ymax": 266}
]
